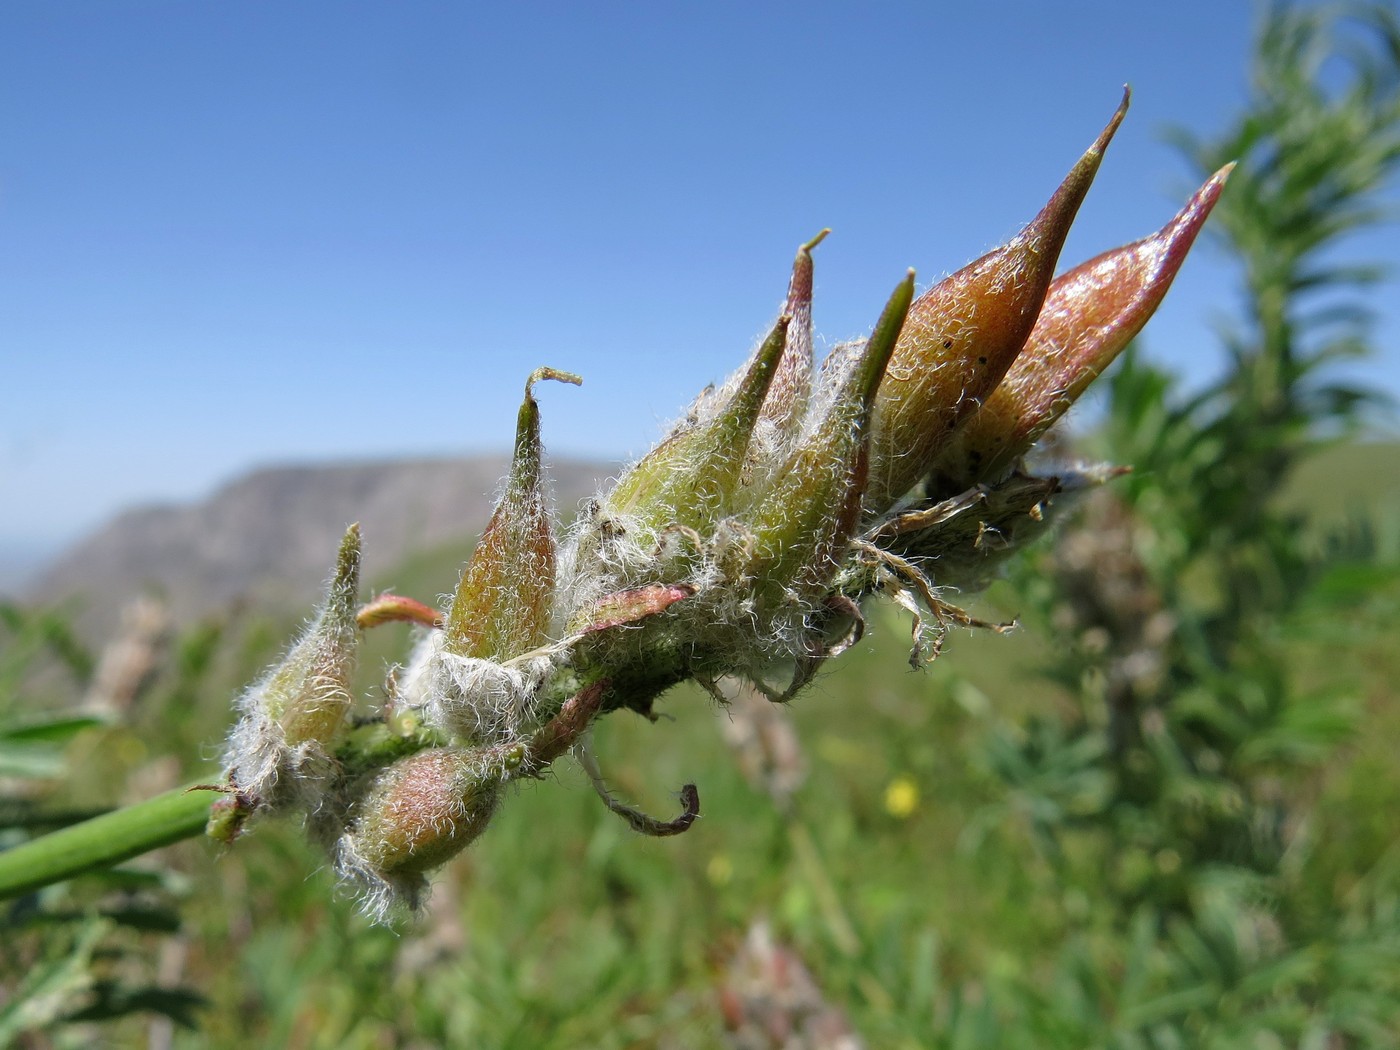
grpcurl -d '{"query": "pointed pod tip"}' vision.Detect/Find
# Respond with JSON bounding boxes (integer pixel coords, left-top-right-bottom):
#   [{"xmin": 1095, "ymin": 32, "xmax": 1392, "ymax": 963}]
[
  {"xmin": 854, "ymin": 270, "xmax": 917, "ymax": 402},
  {"xmin": 327, "ymin": 522, "xmax": 363, "ymax": 618},
  {"xmin": 789, "ymin": 233, "xmax": 827, "ymax": 307},
  {"xmin": 751, "ymin": 312, "xmax": 793, "ymax": 372},
  {"xmin": 337, "ymin": 523, "xmax": 362, "ymax": 565},
  {"xmin": 1207, "ymin": 160, "xmax": 1237, "ymax": 192},
  {"xmin": 1092, "ymin": 87, "xmax": 1131, "ymax": 155},
  {"xmin": 894, "ymin": 267, "xmax": 917, "ymax": 305},
  {"xmin": 1168, "ymin": 162, "xmax": 1235, "ymax": 240},
  {"xmin": 1024, "ymin": 94, "xmax": 1129, "ymax": 252},
  {"xmin": 881, "ymin": 269, "xmax": 917, "ymax": 329},
  {"xmin": 887, "ymin": 269, "xmax": 917, "ymax": 326},
  {"xmin": 1196, "ymin": 163, "xmax": 1233, "ymax": 208}
]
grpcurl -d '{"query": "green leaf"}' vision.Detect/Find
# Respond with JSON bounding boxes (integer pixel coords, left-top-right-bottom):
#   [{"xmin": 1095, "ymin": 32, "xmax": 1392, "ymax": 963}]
[{"xmin": 0, "ymin": 714, "xmax": 108, "ymax": 744}]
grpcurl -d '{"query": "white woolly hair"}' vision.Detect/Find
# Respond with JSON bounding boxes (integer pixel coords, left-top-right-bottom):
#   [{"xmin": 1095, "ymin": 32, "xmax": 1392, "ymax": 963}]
[
  {"xmin": 557, "ymin": 496, "xmax": 825, "ymax": 703},
  {"xmin": 397, "ymin": 628, "xmax": 554, "ymax": 744},
  {"xmin": 222, "ymin": 703, "xmax": 344, "ymax": 815},
  {"xmin": 222, "ymin": 608, "xmax": 354, "ymax": 810},
  {"xmin": 334, "ymin": 830, "xmax": 424, "ymax": 922},
  {"xmin": 555, "ymin": 503, "xmax": 669, "ymax": 614},
  {"xmin": 806, "ymin": 339, "xmax": 866, "ymax": 442}
]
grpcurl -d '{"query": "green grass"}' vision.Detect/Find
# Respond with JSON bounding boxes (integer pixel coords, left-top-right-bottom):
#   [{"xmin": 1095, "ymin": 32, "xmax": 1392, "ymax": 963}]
[
  {"xmin": 152, "ymin": 567, "xmax": 1395, "ymax": 1048},
  {"xmin": 6, "ymin": 441, "xmax": 1399, "ymax": 1048}
]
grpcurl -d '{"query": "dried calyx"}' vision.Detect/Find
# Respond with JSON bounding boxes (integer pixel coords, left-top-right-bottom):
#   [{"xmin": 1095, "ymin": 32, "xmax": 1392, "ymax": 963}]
[{"xmin": 213, "ymin": 90, "xmax": 1229, "ymax": 921}]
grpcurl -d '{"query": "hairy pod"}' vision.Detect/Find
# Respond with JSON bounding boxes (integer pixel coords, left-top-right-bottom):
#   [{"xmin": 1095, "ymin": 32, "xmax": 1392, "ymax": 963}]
[
  {"xmin": 337, "ymin": 744, "xmax": 519, "ymax": 916},
  {"xmin": 708, "ymin": 229, "xmax": 827, "ymax": 474},
  {"xmin": 603, "ymin": 316, "xmax": 791, "ymax": 535},
  {"xmin": 224, "ymin": 524, "xmax": 362, "ymax": 803},
  {"xmin": 863, "ymin": 90, "xmax": 1130, "ymax": 514},
  {"xmin": 444, "ymin": 368, "xmax": 579, "ymax": 660},
  {"xmin": 759, "ymin": 230, "xmax": 825, "ymax": 450},
  {"xmin": 744, "ymin": 271, "xmax": 915, "ymax": 605},
  {"xmin": 931, "ymin": 164, "xmax": 1234, "ymax": 491}
]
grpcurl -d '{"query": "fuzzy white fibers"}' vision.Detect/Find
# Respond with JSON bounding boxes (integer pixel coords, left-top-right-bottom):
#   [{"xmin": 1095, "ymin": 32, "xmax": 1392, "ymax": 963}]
[
  {"xmin": 334, "ymin": 825, "xmax": 428, "ymax": 922},
  {"xmin": 396, "ymin": 629, "xmax": 553, "ymax": 743},
  {"xmin": 222, "ymin": 701, "xmax": 341, "ymax": 813},
  {"xmin": 223, "ymin": 635, "xmax": 354, "ymax": 810}
]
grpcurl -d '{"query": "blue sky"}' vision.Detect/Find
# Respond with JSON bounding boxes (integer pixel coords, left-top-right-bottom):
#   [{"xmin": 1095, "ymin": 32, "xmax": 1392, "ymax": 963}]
[{"xmin": 2, "ymin": 2, "xmax": 1397, "ymax": 589}]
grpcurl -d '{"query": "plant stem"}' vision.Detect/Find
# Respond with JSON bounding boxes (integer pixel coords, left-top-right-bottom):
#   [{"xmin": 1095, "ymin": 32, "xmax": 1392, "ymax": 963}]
[{"xmin": 0, "ymin": 781, "xmax": 216, "ymax": 900}]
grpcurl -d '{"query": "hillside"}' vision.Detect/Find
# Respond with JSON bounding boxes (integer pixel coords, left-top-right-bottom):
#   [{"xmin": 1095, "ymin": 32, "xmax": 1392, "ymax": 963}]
[{"xmin": 27, "ymin": 455, "xmax": 616, "ymax": 642}]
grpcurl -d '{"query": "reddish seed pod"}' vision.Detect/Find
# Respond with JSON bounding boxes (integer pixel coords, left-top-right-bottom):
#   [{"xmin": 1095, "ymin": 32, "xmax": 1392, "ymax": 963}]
[
  {"xmin": 340, "ymin": 746, "xmax": 514, "ymax": 902},
  {"xmin": 756, "ymin": 229, "xmax": 827, "ymax": 450},
  {"xmin": 933, "ymin": 164, "xmax": 1233, "ymax": 490},
  {"xmin": 864, "ymin": 90, "xmax": 1130, "ymax": 514}
]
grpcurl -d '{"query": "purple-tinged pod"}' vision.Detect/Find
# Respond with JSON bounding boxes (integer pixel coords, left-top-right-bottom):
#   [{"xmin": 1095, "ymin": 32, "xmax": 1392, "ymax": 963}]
[
  {"xmin": 444, "ymin": 368, "xmax": 579, "ymax": 660},
  {"xmin": 225, "ymin": 524, "xmax": 362, "ymax": 803},
  {"xmin": 663, "ymin": 231, "xmax": 826, "ymax": 511},
  {"xmin": 602, "ymin": 315, "xmax": 792, "ymax": 532},
  {"xmin": 337, "ymin": 744, "xmax": 518, "ymax": 917},
  {"xmin": 932, "ymin": 164, "xmax": 1233, "ymax": 490},
  {"xmin": 757, "ymin": 230, "xmax": 827, "ymax": 449},
  {"xmin": 864, "ymin": 90, "xmax": 1130, "ymax": 515},
  {"xmin": 744, "ymin": 271, "xmax": 915, "ymax": 603}
]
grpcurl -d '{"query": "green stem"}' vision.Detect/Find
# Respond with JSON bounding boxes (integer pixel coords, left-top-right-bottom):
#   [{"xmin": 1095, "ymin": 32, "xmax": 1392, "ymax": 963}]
[{"xmin": 0, "ymin": 781, "xmax": 216, "ymax": 900}]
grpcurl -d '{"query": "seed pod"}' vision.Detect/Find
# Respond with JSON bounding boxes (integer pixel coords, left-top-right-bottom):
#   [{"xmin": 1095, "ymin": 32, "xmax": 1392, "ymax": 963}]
[
  {"xmin": 755, "ymin": 230, "xmax": 826, "ymax": 452},
  {"xmin": 864, "ymin": 90, "xmax": 1130, "ymax": 514},
  {"xmin": 603, "ymin": 315, "xmax": 791, "ymax": 533},
  {"xmin": 744, "ymin": 271, "xmax": 915, "ymax": 603},
  {"xmin": 931, "ymin": 164, "xmax": 1233, "ymax": 491},
  {"xmin": 337, "ymin": 745, "xmax": 516, "ymax": 916},
  {"xmin": 225, "ymin": 524, "xmax": 362, "ymax": 802},
  {"xmin": 444, "ymin": 368, "xmax": 579, "ymax": 660}
]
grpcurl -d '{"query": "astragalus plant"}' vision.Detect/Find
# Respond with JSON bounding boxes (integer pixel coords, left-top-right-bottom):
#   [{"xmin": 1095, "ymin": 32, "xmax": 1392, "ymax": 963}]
[{"xmin": 0, "ymin": 91, "xmax": 1229, "ymax": 921}]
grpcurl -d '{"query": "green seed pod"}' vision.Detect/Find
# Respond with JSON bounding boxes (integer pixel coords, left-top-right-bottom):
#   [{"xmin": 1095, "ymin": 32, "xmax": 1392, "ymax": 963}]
[
  {"xmin": 863, "ymin": 90, "xmax": 1129, "ymax": 515},
  {"xmin": 272, "ymin": 526, "xmax": 361, "ymax": 745},
  {"xmin": 337, "ymin": 744, "xmax": 520, "ymax": 917},
  {"xmin": 744, "ymin": 271, "xmax": 915, "ymax": 604},
  {"xmin": 224, "ymin": 524, "xmax": 362, "ymax": 804},
  {"xmin": 603, "ymin": 315, "xmax": 792, "ymax": 534},
  {"xmin": 931, "ymin": 164, "xmax": 1233, "ymax": 492},
  {"xmin": 444, "ymin": 368, "xmax": 579, "ymax": 660},
  {"xmin": 754, "ymin": 230, "xmax": 827, "ymax": 454}
]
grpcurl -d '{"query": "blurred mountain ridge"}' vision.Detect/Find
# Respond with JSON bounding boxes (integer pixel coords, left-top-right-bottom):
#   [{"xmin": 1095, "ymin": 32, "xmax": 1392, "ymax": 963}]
[{"xmin": 25, "ymin": 455, "xmax": 617, "ymax": 642}]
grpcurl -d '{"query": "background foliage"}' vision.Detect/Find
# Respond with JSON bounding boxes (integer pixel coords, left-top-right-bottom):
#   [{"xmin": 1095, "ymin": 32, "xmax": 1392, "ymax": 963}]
[{"xmin": 4, "ymin": 2, "xmax": 1399, "ymax": 1046}]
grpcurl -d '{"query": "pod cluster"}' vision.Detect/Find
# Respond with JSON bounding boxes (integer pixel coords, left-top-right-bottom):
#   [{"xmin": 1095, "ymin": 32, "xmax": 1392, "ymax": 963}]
[{"xmin": 215, "ymin": 90, "xmax": 1230, "ymax": 920}]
